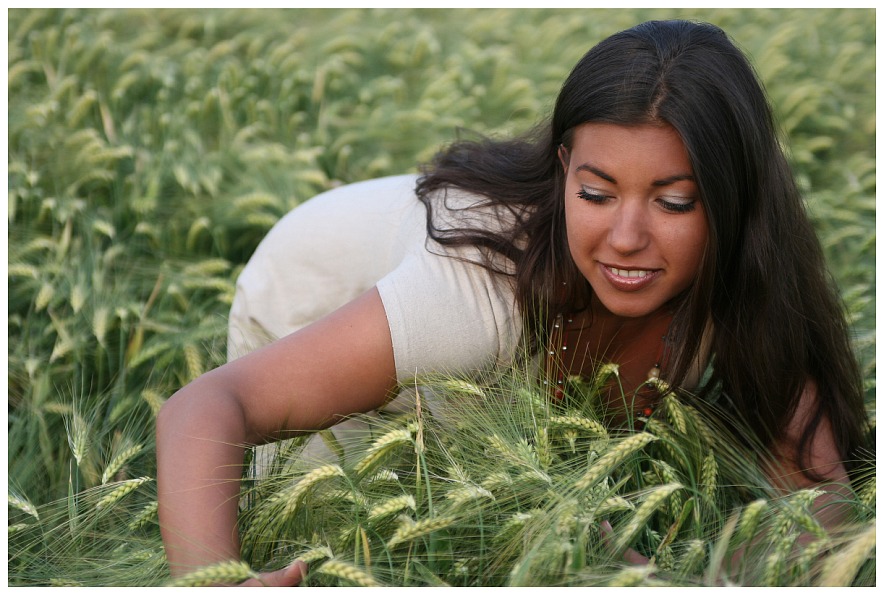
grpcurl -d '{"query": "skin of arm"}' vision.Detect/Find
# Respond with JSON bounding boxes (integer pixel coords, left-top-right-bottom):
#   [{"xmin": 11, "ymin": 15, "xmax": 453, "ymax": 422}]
[
  {"xmin": 156, "ymin": 287, "xmax": 397, "ymax": 581},
  {"xmin": 765, "ymin": 380, "xmax": 853, "ymax": 528}
]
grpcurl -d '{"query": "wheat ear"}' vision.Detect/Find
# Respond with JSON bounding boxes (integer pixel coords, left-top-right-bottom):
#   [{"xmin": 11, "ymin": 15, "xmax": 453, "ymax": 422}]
[
  {"xmin": 699, "ymin": 452, "xmax": 718, "ymax": 501},
  {"xmin": 387, "ymin": 515, "xmax": 456, "ymax": 548},
  {"xmin": 676, "ymin": 539, "xmax": 707, "ymax": 575},
  {"xmin": 297, "ymin": 545, "xmax": 334, "ymax": 565},
  {"xmin": 663, "ymin": 392, "xmax": 688, "ymax": 434},
  {"xmin": 817, "ymin": 523, "xmax": 875, "ymax": 587},
  {"xmin": 95, "ymin": 476, "xmax": 151, "ymax": 510},
  {"xmin": 487, "ymin": 434, "xmax": 540, "ymax": 470},
  {"xmin": 8, "ymin": 492, "xmax": 40, "ymax": 520},
  {"xmin": 611, "ymin": 483, "xmax": 682, "ymax": 554},
  {"xmin": 169, "ymin": 560, "xmax": 258, "ymax": 587},
  {"xmin": 316, "ymin": 559, "xmax": 380, "ymax": 586},
  {"xmin": 354, "ymin": 428, "xmax": 413, "ymax": 475},
  {"xmin": 281, "ymin": 464, "xmax": 346, "ymax": 518},
  {"xmin": 734, "ymin": 498, "xmax": 768, "ymax": 545},
  {"xmin": 368, "ymin": 494, "xmax": 416, "ymax": 521},
  {"xmin": 574, "ymin": 432, "xmax": 656, "ymax": 490},
  {"xmin": 102, "ymin": 443, "xmax": 144, "ymax": 484},
  {"xmin": 606, "ymin": 564, "xmax": 657, "ymax": 587},
  {"xmin": 127, "ymin": 500, "xmax": 158, "ymax": 530},
  {"xmin": 548, "ymin": 414, "xmax": 608, "ymax": 438}
]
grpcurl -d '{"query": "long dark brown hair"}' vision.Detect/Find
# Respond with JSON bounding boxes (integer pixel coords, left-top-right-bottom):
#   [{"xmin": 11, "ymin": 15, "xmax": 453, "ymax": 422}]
[{"xmin": 415, "ymin": 20, "xmax": 868, "ymax": 476}]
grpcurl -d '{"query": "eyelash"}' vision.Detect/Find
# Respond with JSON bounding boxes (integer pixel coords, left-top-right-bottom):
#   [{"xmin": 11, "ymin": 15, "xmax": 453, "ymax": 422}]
[
  {"xmin": 576, "ymin": 189, "xmax": 610, "ymax": 204},
  {"xmin": 576, "ymin": 189, "xmax": 697, "ymax": 214},
  {"xmin": 660, "ymin": 199, "xmax": 696, "ymax": 214}
]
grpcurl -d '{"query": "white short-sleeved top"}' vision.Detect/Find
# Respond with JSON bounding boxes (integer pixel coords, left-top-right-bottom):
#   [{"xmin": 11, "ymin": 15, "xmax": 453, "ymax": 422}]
[{"xmin": 227, "ymin": 174, "xmax": 524, "ymax": 382}]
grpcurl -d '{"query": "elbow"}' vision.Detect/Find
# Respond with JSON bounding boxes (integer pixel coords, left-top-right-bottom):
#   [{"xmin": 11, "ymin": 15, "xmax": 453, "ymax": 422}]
[
  {"xmin": 156, "ymin": 384, "xmax": 193, "ymax": 458},
  {"xmin": 156, "ymin": 374, "xmax": 250, "ymax": 455}
]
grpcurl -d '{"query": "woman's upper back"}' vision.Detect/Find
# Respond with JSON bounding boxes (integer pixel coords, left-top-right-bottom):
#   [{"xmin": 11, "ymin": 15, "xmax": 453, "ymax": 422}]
[{"xmin": 228, "ymin": 174, "xmax": 524, "ymax": 381}]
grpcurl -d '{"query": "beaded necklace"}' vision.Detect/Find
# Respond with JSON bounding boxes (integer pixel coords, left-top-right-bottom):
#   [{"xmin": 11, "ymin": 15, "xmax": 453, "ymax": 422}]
[{"xmin": 544, "ymin": 312, "xmax": 670, "ymax": 419}]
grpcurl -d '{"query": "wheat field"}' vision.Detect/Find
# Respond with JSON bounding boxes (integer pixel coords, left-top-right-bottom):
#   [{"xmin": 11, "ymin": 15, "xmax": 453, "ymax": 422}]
[{"xmin": 7, "ymin": 8, "xmax": 875, "ymax": 586}]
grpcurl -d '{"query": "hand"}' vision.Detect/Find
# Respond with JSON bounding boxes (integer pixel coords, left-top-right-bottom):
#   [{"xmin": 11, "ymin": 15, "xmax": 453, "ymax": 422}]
[
  {"xmin": 240, "ymin": 560, "xmax": 307, "ymax": 587},
  {"xmin": 600, "ymin": 520, "xmax": 651, "ymax": 565}
]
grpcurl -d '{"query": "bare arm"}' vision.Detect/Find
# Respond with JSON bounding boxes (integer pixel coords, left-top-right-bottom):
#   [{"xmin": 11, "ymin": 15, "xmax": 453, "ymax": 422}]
[
  {"xmin": 767, "ymin": 380, "xmax": 853, "ymax": 529},
  {"xmin": 724, "ymin": 381, "xmax": 853, "ymax": 577},
  {"xmin": 156, "ymin": 287, "xmax": 397, "ymax": 579}
]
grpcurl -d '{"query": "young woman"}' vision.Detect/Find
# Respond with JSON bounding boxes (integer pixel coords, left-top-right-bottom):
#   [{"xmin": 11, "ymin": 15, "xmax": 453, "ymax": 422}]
[{"xmin": 157, "ymin": 19, "xmax": 868, "ymax": 585}]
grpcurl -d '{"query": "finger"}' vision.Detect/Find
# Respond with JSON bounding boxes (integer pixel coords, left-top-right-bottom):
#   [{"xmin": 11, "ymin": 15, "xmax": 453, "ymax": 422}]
[
  {"xmin": 599, "ymin": 520, "xmax": 650, "ymax": 565},
  {"xmin": 623, "ymin": 547, "xmax": 650, "ymax": 565},
  {"xmin": 600, "ymin": 520, "xmax": 613, "ymax": 536},
  {"xmin": 599, "ymin": 519, "xmax": 615, "ymax": 547},
  {"xmin": 240, "ymin": 560, "xmax": 307, "ymax": 587}
]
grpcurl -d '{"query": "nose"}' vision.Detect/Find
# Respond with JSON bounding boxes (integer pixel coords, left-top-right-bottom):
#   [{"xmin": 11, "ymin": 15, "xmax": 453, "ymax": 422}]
[{"xmin": 607, "ymin": 200, "xmax": 650, "ymax": 255}]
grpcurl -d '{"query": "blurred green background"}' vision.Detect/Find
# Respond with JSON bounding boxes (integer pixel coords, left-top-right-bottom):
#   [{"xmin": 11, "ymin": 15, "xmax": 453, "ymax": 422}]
[{"xmin": 7, "ymin": 7, "xmax": 875, "ymax": 585}]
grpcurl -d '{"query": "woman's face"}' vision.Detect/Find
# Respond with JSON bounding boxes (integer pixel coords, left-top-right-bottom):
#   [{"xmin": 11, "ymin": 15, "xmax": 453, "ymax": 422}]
[{"xmin": 561, "ymin": 122, "xmax": 708, "ymax": 319}]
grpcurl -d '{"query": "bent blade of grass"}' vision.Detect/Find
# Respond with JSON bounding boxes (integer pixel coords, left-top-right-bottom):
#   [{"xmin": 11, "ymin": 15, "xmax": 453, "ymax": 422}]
[{"xmin": 703, "ymin": 508, "xmax": 739, "ymax": 586}]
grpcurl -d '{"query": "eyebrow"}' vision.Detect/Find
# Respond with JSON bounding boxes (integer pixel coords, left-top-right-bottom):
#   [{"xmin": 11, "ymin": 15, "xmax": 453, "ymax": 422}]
[{"xmin": 575, "ymin": 164, "xmax": 695, "ymax": 187}]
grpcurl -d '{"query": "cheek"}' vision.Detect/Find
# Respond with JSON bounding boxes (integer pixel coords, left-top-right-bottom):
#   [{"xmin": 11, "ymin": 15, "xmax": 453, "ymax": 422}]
[
  {"xmin": 673, "ymin": 218, "xmax": 708, "ymax": 271},
  {"xmin": 564, "ymin": 204, "xmax": 603, "ymax": 253}
]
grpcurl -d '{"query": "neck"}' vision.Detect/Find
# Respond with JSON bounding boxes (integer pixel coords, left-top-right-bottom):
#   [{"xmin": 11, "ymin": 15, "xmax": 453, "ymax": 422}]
[
  {"xmin": 563, "ymin": 297, "xmax": 674, "ymax": 392},
  {"xmin": 586, "ymin": 293, "xmax": 673, "ymax": 329}
]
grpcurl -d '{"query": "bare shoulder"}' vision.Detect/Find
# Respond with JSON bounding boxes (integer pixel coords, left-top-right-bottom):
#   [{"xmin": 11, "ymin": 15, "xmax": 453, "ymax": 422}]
[{"xmin": 770, "ymin": 379, "xmax": 849, "ymax": 489}]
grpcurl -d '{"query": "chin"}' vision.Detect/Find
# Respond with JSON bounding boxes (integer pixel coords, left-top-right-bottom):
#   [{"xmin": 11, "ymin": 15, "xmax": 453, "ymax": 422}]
[{"xmin": 594, "ymin": 296, "xmax": 665, "ymax": 319}]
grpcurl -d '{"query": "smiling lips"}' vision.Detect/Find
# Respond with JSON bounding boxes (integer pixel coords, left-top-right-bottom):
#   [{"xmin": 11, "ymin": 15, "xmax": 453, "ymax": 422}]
[{"xmin": 601, "ymin": 264, "xmax": 661, "ymax": 291}]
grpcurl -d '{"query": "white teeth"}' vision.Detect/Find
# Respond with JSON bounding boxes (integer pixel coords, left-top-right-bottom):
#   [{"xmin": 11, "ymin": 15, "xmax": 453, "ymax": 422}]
[{"xmin": 609, "ymin": 267, "xmax": 651, "ymax": 278}]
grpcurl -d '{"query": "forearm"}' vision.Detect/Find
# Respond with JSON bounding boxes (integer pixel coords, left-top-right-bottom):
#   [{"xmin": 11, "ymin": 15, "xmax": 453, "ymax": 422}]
[
  {"xmin": 157, "ymin": 382, "xmax": 250, "ymax": 577},
  {"xmin": 155, "ymin": 288, "xmax": 396, "ymax": 579}
]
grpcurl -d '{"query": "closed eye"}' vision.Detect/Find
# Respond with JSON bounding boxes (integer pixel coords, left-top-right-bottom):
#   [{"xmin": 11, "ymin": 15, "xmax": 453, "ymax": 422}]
[
  {"xmin": 658, "ymin": 197, "xmax": 697, "ymax": 214},
  {"xmin": 577, "ymin": 189, "xmax": 611, "ymax": 204}
]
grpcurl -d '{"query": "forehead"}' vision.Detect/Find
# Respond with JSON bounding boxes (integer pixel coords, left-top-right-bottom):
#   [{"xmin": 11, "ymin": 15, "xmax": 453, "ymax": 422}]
[{"xmin": 568, "ymin": 122, "xmax": 693, "ymax": 175}]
